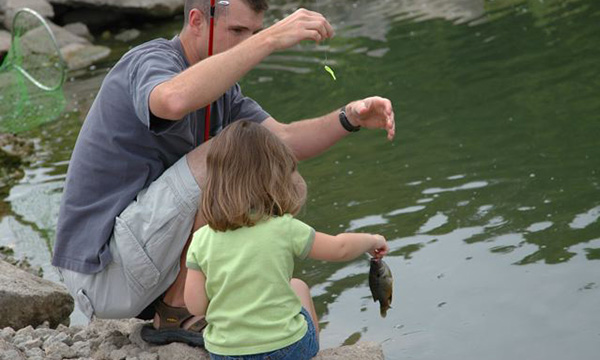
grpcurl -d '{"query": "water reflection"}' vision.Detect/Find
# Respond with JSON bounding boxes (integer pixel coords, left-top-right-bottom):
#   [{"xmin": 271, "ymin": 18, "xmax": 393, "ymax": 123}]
[{"xmin": 569, "ymin": 206, "xmax": 600, "ymax": 230}]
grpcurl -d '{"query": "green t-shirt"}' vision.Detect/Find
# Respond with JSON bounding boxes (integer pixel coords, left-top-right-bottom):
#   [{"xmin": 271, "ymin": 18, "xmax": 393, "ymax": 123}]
[{"xmin": 186, "ymin": 214, "xmax": 315, "ymax": 356}]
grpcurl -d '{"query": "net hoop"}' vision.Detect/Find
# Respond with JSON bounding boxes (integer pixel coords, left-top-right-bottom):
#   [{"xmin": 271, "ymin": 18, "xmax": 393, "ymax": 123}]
[{"xmin": 8, "ymin": 7, "xmax": 67, "ymax": 92}]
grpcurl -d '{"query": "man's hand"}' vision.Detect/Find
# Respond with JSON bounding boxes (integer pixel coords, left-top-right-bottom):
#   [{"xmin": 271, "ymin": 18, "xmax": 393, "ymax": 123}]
[
  {"xmin": 260, "ymin": 8, "xmax": 335, "ymax": 51},
  {"xmin": 346, "ymin": 97, "xmax": 395, "ymax": 141}
]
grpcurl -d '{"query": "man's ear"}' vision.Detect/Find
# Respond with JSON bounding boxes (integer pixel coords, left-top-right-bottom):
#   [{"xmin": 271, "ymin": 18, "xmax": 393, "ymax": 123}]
[{"xmin": 188, "ymin": 8, "xmax": 207, "ymax": 34}]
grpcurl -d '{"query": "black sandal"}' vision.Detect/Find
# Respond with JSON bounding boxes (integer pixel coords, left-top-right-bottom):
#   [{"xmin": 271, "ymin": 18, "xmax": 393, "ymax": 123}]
[{"xmin": 140, "ymin": 299, "xmax": 207, "ymax": 347}]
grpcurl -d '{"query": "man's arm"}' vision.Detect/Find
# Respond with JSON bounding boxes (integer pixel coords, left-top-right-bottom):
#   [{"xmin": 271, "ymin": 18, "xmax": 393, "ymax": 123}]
[
  {"xmin": 151, "ymin": 9, "xmax": 334, "ymax": 120},
  {"xmin": 263, "ymin": 96, "xmax": 396, "ymax": 161}
]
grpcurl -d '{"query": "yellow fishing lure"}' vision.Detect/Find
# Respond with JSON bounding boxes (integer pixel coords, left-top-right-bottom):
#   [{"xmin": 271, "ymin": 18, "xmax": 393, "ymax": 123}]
[{"xmin": 324, "ymin": 65, "xmax": 337, "ymax": 80}]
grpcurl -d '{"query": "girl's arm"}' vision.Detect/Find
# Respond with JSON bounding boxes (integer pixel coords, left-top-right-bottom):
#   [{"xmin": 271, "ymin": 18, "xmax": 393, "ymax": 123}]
[
  {"xmin": 184, "ymin": 269, "xmax": 209, "ymax": 316},
  {"xmin": 308, "ymin": 232, "xmax": 388, "ymax": 262}
]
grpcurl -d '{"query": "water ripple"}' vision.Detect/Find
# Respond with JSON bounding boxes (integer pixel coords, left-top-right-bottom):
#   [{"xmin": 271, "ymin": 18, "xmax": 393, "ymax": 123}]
[
  {"xmin": 526, "ymin": 221, "xmax": 554, "ymax": 233},
  {"xmin": 418, "ymin": 212, "xmax": 449, "ymax": 234},
  {"xmin": 422, "ymin": 181, "xmax": 489, "ymax": 195},
  {"xmin": 346, "ymin": 214, "xmax": 388, "ymax": 231},
  {"xmin": 569, "ymin": 205, "xmax": 600, "ymax": 229},
  {"xmin": 387, "ymin": 205, "xmax": 426, "ymax": 217}
]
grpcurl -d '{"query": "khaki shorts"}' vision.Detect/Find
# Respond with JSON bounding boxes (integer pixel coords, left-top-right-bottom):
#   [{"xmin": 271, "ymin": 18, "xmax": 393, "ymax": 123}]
[{"xmin": 61, "ymin": 156, "xmax": 201, "ymax": 320}]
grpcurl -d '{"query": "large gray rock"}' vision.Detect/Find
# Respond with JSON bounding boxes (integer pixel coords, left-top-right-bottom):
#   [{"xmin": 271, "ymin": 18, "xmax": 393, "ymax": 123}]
[
  {"xmin": 49, "ymin": 0, "xmax": 185, "ymax": 17},
  {"xmin": 115, "ymin": 28, "xmax": 141, "ymax": 42},
  {"xmin": 61, "ymin": 42, "xmax": 111, "ymax": 70},
  {"xmin": 63, "ymin": 22, "xmax": 93, "ymax": 41},
  {"xmin": 19, "ymin": 20, "xmax": 110, "ymax": 70},
  {"xmin": 1, "ymin": 0, "xmax": 54, "ymax": 30},
  {"xmin": 0, "ymin": 260, "xmax": 74, "ymax": 330}
]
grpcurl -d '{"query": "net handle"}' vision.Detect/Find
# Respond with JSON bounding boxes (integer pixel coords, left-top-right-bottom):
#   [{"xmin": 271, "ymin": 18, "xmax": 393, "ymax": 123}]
[{"xmin": 9, "ymin": 7, "xmax": 67, "ymax": 92}]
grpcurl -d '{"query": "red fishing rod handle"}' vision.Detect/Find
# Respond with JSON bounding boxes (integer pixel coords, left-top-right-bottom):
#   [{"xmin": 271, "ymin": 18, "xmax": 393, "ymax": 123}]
[{"xmin": 204, "ymin": 0, "xmax": 217, "ymax": 142}]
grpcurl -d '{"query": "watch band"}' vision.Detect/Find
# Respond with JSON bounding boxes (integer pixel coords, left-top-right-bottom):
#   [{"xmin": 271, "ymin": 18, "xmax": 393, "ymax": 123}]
[{"xmin": 339, "ymin": 106, "xmax": 361, "ymax": 132}]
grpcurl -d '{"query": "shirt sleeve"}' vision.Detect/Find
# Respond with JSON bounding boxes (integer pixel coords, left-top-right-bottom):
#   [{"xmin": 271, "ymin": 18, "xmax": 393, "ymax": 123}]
[
  {"xmin": 229, "ymin": 83, "xmax": 271, "ymax": 123},
  {"xmin": 129, "ymin": 47, "xmax": 186, "ymax": 134},
  {"xmin": 288, "ymin": 216, "xmax": 316, "ymax": 259}
]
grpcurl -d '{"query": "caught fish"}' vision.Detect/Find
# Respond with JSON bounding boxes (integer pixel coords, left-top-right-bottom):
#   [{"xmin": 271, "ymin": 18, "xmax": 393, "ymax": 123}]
[{"xmin": 369, "ymin": 257, "xmax": 393, "ymax": 317}]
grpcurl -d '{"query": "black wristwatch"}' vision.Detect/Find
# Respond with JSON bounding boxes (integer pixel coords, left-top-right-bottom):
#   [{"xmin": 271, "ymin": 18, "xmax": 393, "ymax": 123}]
[{"xmin": 339, "ymin": 106, "xmax": 361, "ymax": 132}]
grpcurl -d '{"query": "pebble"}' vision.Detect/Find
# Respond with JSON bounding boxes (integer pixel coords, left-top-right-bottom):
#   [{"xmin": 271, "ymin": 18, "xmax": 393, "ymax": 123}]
[
  {"xmin": 12, "ymin": 334, "xmax": 34, "ymax": 348},
  {"xmin": 43, "ymin": 331, "xmax": 72, "ymax": 348},
  {"xmin": 0, "ymin": 349, "xmax": 23, "ymax": 360},
  {"xmin": 15, "ymin": 326, "xmax": 34, "ymax": 337},
  {"xmin": 33, "ymin": 327, "xmax": 56, "ymax": 341},
  {"xmin": 24, "ymin": 347, "xmax": 44, "ymax": 357},
  {"xmin": 72, "ymin": 340, "xmax": 92, "ymax": 357},
  {"xmin": 0, "ymin": 327, "xmax": 15, "ymax": 341},
  {"xmin": 110, "ymin": 348, "xmax": 128, "ymax": 360},
  {"xmin": 18, "ymin": 337, "xmax": 43, "ymax": 350},
  {"xmin": 139, "ymin": 353, "xmax": 159, "ymax": 360},
  {"xmin": 45, "ymin": 341, "xmax": 76, "ymax": 359},
  {"xmin": 73, "ymin": 329, "xmax": 89, "ymax": 342}
]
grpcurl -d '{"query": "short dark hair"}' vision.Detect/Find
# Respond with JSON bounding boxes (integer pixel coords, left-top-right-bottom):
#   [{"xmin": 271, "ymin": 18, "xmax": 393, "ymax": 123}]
[{"xmin": 184, "ymin": 0, "xmax": 269, "ymax": 24}]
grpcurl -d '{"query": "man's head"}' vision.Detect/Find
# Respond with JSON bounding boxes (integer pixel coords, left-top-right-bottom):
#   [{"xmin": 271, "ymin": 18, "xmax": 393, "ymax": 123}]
[
  {"xmin": 182, "ymin": 0, "xmax": 268, "ymax": 61},
  {"xmin": 184, "ymin": 0, "xmax": 268, "ymax": 25}
]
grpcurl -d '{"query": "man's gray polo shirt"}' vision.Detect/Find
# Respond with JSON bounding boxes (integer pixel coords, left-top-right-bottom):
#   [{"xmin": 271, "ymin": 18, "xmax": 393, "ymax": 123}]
[{"xmin": 52, "ymin": 36, "xmax": 269, "ymax": 274}]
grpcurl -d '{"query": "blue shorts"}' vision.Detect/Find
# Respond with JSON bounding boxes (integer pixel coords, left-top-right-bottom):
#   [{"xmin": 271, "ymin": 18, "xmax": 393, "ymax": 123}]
[{"xmin": 209, "ymin": 307, "xmax": 319, "ymax": 360}]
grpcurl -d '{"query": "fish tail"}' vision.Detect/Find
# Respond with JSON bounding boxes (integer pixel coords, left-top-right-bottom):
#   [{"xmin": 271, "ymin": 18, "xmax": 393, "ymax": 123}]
[{"xmin": 380, "ymin": 307, "xmax": 387, "ymax": 318}]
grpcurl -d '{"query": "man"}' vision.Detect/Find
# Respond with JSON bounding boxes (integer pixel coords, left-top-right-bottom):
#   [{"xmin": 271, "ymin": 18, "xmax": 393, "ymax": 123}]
[{"xmin": 53, "ymin": 0, "xmax": 395, "ymax": 346}]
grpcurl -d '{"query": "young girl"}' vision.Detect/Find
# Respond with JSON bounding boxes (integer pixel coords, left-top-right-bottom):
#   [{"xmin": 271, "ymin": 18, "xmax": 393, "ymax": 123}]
[{"xmin": 184, "ymin": 120, "xmax": 388, "ymax": 359}]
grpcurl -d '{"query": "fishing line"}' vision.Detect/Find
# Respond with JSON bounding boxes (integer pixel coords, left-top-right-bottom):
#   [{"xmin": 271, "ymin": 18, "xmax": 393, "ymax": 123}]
[{"xmin": 316, "ymin": 0, "xmax": 336, "ymax": 81}]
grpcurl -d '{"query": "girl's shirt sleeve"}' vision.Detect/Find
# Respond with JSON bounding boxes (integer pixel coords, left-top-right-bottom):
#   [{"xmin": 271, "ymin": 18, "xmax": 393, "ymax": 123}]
[{"xmin": 288, "ymin": 216, "xmax": 316, "ymax": 259}]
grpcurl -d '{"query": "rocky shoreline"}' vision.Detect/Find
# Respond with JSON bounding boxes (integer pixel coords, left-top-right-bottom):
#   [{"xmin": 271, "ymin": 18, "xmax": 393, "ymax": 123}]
[
  {"xmin": 1, "ymin": 316, "xmax": 385, "ymax": 360},
  {"xmin": 0, "ymin": 256, "xmax": 385, "ymax": 359}
]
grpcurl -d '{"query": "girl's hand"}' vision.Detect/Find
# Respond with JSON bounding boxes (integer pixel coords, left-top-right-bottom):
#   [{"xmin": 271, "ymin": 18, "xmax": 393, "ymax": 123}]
[{"xmin": 369, "ymin": 234, "xmax": 388, "ymax": 259}]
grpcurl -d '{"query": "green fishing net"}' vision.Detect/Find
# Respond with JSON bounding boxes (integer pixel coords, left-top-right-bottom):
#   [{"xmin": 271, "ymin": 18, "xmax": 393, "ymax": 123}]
[{"xmin": 0, "ymin": 8, "xmax": 67, "ymax": 134}]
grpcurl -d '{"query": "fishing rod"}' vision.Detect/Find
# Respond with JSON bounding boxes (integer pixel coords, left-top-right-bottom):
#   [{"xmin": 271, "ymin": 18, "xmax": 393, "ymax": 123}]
[
  {"xmin": 203, "ymin": 0, "xmax": 230, "ymax": 142},
  {"xmin": 203, "ymin": 0, "xmax": 217, "ymax": 142}
]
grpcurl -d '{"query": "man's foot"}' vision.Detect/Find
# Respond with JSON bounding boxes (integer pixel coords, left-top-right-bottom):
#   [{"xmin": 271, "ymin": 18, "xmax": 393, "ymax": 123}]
[{"xmin": 140, "ymin": 299, "xmax": 206, "ymax": 347}]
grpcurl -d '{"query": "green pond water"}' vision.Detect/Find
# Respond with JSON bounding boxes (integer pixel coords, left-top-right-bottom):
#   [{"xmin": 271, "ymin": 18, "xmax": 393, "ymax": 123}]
[{"xmin": 1, "ymin": 0, "xmax": 599, "ymax": 359}]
